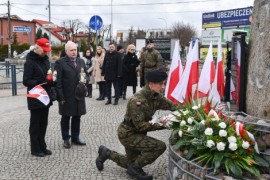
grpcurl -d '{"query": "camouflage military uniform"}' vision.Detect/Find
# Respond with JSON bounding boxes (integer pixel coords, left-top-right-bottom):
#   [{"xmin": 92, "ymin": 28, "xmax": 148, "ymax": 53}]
[
  {"xmin": 140, "ymin": 49, "xmax": 164, "ymax": 80},
  {"xmin": 108, "ymin": 85, "xmax": 176, "ymax": 168}
]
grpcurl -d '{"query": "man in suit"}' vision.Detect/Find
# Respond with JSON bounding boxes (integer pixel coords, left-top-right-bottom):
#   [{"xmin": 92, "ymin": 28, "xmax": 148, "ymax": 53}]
[
  {"xmin": 55, "ymin": 41, "xmax": 87, "ymax": 149},
  {"xmin": 102, "ymin": 43, "xmax": 122, "ymax": 105}
]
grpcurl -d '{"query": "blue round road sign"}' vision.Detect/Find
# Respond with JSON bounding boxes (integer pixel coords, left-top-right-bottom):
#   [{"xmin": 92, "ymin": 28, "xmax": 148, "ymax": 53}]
[{"xmin": 89, "ymin": 15, "xmax": 103, "ymax": 30}]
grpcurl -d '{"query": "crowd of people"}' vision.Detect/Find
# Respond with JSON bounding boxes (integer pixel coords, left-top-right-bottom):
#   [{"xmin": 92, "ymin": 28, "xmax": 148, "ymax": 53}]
[{"xmin": 23, "ymin": 38, "xmax": 169, "ymax": 180}]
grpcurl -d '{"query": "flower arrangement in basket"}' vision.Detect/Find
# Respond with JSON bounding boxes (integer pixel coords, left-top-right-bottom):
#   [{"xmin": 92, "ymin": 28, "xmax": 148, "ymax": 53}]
[{"xmin": 166, "ymin": 100, "xmax": 269, "ymax": 179}]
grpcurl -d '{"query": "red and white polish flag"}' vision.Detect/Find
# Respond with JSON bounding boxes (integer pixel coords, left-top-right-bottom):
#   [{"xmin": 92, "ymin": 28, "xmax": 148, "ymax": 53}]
[
  {"xmin": 196, "ymin": 41, "xmax": 215, "ymax": 98},
  {"xmin": 172, "ymin": 40, "xmax": 199, "ymax": 103},
  {"xmin": 165, "ymin": 40, "xmax": 183, "ymax": 103},
  {"xmin": 209, "ymin": 39, "xmax": 225, "ymax": 104},
  {"xmin": 27, "ymin": 85, "xmax": 50, "ymax": 106}
]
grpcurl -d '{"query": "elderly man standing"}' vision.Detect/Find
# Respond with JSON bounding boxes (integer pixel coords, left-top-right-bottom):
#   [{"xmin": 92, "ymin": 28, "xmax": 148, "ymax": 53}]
[
  {"xmin": 140, "ymin": 39, "xmax": 164, "ymax": 86},
  {"xmin": 96, "ymin": 70, "xmax": 177, "ymax": 180},
  {"xmin": 55, "ymin": 41, "xmax": 87, "ymax": 149}
]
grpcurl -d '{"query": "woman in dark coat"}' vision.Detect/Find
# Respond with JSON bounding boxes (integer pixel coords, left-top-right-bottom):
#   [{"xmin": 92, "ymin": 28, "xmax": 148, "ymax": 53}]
[
  {"xmin": 122, "ymin": 44, "xmax": 140, "ymax": 100},
  {"xmin": 23, "ymin": 38, "xmax": 53, "ymax": 157}
]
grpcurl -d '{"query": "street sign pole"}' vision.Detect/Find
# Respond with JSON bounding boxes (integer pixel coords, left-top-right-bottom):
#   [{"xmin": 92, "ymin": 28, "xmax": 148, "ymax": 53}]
[
  {"xmin": 95, "ymin": 16, "xmax": 98, "ymax": 48},
  {"xmin": 89, "ymin": 15, "xmax": 103, "ymax": 50}
]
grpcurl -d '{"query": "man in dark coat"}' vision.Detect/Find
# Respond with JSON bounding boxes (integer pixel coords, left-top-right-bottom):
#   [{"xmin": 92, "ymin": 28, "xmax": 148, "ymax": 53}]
[
  {"xmin": 95, "ymin": 70, "xmax": 178, "ymax": 180},
  {"xmin": 102, "ymin": 43, "xmax": 122, "ymax": 105},
  {"xmin": 54, "ymin": 41, "xmax": 87, "ymax": 149},
  {"xmin": 23, "ymin": 38, "xmax": 53, "ymax": 157}
]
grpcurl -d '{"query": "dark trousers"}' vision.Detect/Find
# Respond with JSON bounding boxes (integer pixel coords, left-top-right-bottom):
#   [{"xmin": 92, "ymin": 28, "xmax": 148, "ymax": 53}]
[
  {"xmin": 87, "ymin": 84, "xmax": 92, "ymax": 96},
  {"xmin": 106, "ymin": 80, "xmax": 119, "ymax": 99},
  {"xmin": 123, "ymin": 85, "xmax": 136, "ymax": 95},
  {"xmin": 29, "ymin": 108, "xmax": 49, "ymax": 153},
  {"xmin": 97, "ymin": 81, "xmax": 106, "ymax": 98},
  {"xmin": 118, "ymin": 78, "xmax": 124, "ymax": 96},
  {"xmin": 61, "ymin": 115, "xmax": 81, "ymax": 141}
]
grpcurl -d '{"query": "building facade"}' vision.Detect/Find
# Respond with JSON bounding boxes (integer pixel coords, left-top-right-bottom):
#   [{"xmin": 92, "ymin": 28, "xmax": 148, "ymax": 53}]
[{"xmin": 0, "ymin": 16, "xmax": 35, "ymax": 45}]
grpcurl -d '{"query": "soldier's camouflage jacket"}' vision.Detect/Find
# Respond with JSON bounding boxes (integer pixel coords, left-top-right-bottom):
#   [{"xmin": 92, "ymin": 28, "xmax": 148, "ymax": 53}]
[
  {"xmin": 118, "ymin": 85, "xmax": 177, "ymax": 139},
  {"xmin": 140, "ymin": 49, "xmax": 164, "ymax": 77}
]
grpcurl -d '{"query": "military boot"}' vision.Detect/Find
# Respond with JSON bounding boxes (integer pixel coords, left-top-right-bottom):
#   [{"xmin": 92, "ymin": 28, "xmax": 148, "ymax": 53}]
[
  {"xmin": 96, "ymin": 145, "xmax": 111, "ymax": 171},
  {"xmin": 127, "ymin": 163, "xmax": 153, "ymax": 180}
]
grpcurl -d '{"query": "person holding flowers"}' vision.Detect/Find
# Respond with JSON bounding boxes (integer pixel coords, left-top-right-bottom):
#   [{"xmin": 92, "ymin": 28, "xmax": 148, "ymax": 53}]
[{"xmin": 95, "ymin": 70, "xmax": 178, "ymax": 180}]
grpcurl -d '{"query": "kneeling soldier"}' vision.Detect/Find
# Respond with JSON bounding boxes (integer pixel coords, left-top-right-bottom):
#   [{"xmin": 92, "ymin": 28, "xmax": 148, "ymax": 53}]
[{"xmin": 96, "ymin": 70, "xmax": 177, "ymax": 180}]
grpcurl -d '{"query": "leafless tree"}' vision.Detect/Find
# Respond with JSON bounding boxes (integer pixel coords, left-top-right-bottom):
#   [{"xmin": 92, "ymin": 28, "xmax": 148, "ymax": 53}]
[
  {"xmin": 171, "ymin": 21, "xmax": 198, "ymax": 50},
  {"xmin": 62, "ymin": 19, "xmax": 84, "ymax": 41}
]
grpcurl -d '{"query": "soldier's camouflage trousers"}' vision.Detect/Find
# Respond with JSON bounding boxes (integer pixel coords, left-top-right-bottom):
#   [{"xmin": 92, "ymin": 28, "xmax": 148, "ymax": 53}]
[{"xmin": 108, "ymin": 133, "xmax": 166, "ymax": 168}]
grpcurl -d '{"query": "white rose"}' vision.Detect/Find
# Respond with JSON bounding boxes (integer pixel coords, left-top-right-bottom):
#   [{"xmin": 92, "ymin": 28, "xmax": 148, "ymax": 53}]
[
  {"xmin": 242, "ymin": 141, "xmax": 250, "ymax": 149},
  {"xmin": 192, "ymin": 105, "xmax": 198, "ymax": 110},
  {"xmin": 187, "ymin": 127, "xmax": 191, "ymax": 132},
  {"xmin": 217, "ymin": 142, "xmax": 226, "ymax": 151},
  {"xmin": 219, "ymin": 130, "xmax": 227, "ymax": 137},
  {"xmin": 204, "ymin": 128, "xmax": 213, "ymax": 136},
  {"xmin": 228, "ymin": 136, "xmax": 237, "ymax": 143},
  {"xmin": 180, "ymin": 120, "xmax": 186, "ymax": 126},
  {"xmin": 178, "ymin": 130, "xmax": 183, "ymax": 137},
  {"xmin": 229, "ymin": 142, "xmax": 238, "ymax": 151},
  {"xmin": 200, "ymin": 120, "xmax": 205, "ymax": 125},
  {"xmin": 211, "ymin": 118, "xmax": 219, "ymax": 121},
  {"xmin": 182, "ymin": 110, "xmax": 189, "ymax": 115},
  {"xmin": 187, "ymin": 117, "xmax": 193, "ymax": 124},
  {"xmin": 206, "ymin": 140, "xmax": 215, "ymax": 148},
  {"xmin": 218, "ymin": 122, "xmax": 226, "ymax": 129}
]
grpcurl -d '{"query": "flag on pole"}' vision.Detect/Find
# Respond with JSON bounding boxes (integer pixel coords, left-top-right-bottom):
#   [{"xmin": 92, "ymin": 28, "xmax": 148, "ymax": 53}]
[
  {"xmin": 172, "ymin": 40, "xmax": 199, "ymax": 103},
  {"xmin": 196, "ymin": 41, "xmax": 215, "ymax": 98},
  {"xmin": 235, "ymin": 41, "xmax": 241, "ymax": 105},
  {"xmin": 209, "ymin": 39, "xmax": 225, "ymax": 104},
  {"xmin": 216, "ymin": 39, "xmax": 225, "ymax": 98},
  {"xmin": 27, "ymin": 85, "xmax": 50, "ymax": 105},
  {"xmin": 230, "ymin": 77, "xmax": 237, "ymax": 101},
  {"xmin": 165, "ymin": 40, "xmax": 183, "ymax": 103}
]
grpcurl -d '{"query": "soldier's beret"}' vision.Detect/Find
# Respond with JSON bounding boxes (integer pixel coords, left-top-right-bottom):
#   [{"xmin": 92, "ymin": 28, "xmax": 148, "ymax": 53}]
[
  {"xmin": 145, "ymin": 70, "xmax": 167, "ymax": 83},
  {"xmin": 146, "ymin": 39, "xmax": 154, "ymax": 44},
  {"xmin": 75, "ymin": 83, "xmax": 87, "ymax": 100}
]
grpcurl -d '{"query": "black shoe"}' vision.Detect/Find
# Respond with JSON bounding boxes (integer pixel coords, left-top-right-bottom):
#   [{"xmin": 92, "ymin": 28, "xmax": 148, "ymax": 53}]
[
  {"xmin": 96, "ymin": 145, "xmax": 111, "ymax": 171},
  {"xmin": 43, "ymin": 149, "xmax": 52, "ymax": 155},
  {"xmin": 113, "ymin": 99, "xmax": 118, "ymax": 105},
  {"xmin": 63, "ymin": 140, "xmax": 71, "ymax": 149},
  {"xmin": 72, "ymin": 139, "xmax": 86, "ymax": 146},
  {"xmin": 105, "ymin": 100, "xmax": 111, "ymax": 105},
  {"xmin": 112, "ymin": 95, "xmax": 116, "ymax": 98},
  {"xmin": 31, "ymin": 151, "xmax": 45, "ymax": 157},
  {"xmin": 96, "ymin": 96, "xmax": 104, "ymax": 100},
  {"xmin": 88, "ymin": 94, "xmax": 92, "ymax": 98},
  {"xmin": 127, "ymin": 163, "xmax": 153, "ymax": 180}
]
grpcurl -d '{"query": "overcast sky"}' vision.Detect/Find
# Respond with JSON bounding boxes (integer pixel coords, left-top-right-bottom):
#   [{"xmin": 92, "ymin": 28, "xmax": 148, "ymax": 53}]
[{"xmin": 0, "ymin": 0, "xmax": 254, "ymax": 36}]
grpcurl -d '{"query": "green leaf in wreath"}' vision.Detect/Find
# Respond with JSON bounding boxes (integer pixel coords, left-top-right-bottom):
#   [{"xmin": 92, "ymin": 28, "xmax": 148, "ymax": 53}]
[
  {"xmin": 229, "ymin": 163, "xmax": 243, "ymax": 178},
  {"xmin": 213, "ymin": 152, "xmax": 223, "ymax": 170},
  {"xmin": 253, "ymin": 154, "xmax": 270, "ymax": 167}
]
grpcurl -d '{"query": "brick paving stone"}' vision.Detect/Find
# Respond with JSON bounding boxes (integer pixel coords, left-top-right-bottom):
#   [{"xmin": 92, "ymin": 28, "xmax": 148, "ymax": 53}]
[{"xmin": 0, "ymin": 87, "xmax": 171, "ymax": 180}]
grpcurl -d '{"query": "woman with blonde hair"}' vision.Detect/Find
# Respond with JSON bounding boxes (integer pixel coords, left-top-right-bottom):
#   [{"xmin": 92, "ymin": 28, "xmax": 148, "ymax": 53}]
[
  {"xmin": 122, "ymin": 44, "xmax": 140, "ymax": 100},
  {"xmin": 92, "ymin": 46, "xmax": 106, "ymax": 100}
]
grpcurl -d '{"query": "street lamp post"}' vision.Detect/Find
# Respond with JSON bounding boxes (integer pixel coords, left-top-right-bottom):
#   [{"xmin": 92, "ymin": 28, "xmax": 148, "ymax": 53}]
[{"xmin": 158, "ymin": 18, "xmax": 167, "ymax": 37}]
